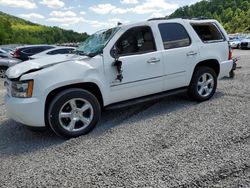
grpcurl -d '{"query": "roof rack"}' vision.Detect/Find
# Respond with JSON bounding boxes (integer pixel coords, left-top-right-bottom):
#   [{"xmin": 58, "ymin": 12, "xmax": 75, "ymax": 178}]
[
  {"xmin": 191, "ymin": 16, "xmax": 210, "ymax": 20},
  {"xmin": 147, "ymin": 17, "xmax": 167, "ymax": 21}
]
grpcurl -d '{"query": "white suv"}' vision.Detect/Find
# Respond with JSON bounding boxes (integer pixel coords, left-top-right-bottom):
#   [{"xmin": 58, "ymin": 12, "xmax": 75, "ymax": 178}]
[{"xmin": 5, "ymin": 19, "xmax": 233, "ymax": 138}]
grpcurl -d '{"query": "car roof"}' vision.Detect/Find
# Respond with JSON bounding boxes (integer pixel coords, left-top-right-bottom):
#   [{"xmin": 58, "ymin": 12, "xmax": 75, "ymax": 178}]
[
  {"xmin": 117, "ymin": 18, "xmax": 218, "ymax": 29},
  {"xmin": 16, "ymin": 45, "xmax": 56, "ymax": 49}
]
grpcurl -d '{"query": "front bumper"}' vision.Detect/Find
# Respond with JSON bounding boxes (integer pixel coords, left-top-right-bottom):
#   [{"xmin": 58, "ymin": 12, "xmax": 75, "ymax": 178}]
[
  {"xmin": 218, "ymin": 60, "xmax": 233, "ymax": 79},
  {"xmin": 4, "ymin": 95, "xmax": 45, "ymax": 127}
]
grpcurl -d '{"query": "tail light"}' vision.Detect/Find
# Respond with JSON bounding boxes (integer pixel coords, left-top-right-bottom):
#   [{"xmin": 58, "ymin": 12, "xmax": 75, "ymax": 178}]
[
  {"xmin": 228, "ymin": 42, "xmax": 233, "ymax": 60},
  {"xmin": 13, "ymin": 49, "xmax": 20, "ymax": 58}
]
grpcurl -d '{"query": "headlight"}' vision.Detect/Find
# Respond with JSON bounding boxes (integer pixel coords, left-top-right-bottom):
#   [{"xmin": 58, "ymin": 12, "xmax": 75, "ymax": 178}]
[{"xmin": 11, "ymin": 80, "xmax": 34, "ymax": 98}]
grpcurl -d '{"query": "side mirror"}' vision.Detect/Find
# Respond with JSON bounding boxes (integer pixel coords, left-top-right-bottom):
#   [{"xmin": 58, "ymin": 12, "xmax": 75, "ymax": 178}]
[
  {"xmin": 111, "ymin": 46, "xmax": 123, "ymax": 82},
  {"xmin": 111, "ymin": 46, "xmax": 119, "ymax": 60}
]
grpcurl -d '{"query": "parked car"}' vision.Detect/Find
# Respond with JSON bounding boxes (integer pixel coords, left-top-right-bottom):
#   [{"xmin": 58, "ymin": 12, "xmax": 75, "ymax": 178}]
[
  {"xmin": 5, "ymin": 18, "xmax": 233, "ymax": 138},
  {"xmin": 0, "ymin": 57, "xmax": 22, "ymax": 78},
  {"xmin": 1, "ymin": 47, "xmax": 14, "ymax": 55},
  {"xmin": 0, "ymin": 48, "xmax": 12, "ymax": 58},
  {"xmin": 13, "ymin": 45, "xmax": 55, "ymax": 61},
  {"xmin": 30, "ymin": 46, "xmax": 76, "ymax": 59},
  {"xmin": 229, "ymin": 37, "xmax": 243, "ymax": 49},
  {"xmin": 240, "ymin": 37, "xmax": 250, "ymax": 49}
]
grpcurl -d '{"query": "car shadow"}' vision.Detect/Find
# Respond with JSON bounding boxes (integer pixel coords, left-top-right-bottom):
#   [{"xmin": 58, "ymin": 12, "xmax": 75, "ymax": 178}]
[
  {"xmin": 0, "ymin": 120, "xmax": 64, "ymax": 156},
  {"xmin": 0, "ymin": 92, "xmax": 225, "ymax": 156},
  {"xmin": 92, "ymin": 91, "xmax": 225, "ymax": 136}
]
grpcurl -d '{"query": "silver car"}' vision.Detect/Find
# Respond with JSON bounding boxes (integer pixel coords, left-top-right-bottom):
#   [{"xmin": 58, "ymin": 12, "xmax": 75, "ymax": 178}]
[{"xmin": 0, "ymin": 57, "xmax": 22, "ymax": 78}]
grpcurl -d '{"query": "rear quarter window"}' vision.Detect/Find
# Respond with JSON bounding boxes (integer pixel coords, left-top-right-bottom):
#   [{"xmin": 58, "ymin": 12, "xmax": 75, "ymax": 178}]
[
  {"xmin": 191, "ymin": 23, "xmax": 225, "ymax": 43},
  {"xmin": 158, "ymin": 23, "xmax": 191, "ymax": 50}
]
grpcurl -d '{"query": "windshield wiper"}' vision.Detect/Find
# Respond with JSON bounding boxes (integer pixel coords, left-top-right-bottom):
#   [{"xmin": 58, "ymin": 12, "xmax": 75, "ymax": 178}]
[{"xmin": 74, "ymin": 50, "xmax": 91, "ymax": 57}]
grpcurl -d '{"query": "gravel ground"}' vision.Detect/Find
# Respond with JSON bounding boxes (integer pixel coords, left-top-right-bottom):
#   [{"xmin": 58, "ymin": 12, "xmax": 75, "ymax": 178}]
[{"xmin": 0, "ymin": 49, "xmax": 250, "ymax": 187}]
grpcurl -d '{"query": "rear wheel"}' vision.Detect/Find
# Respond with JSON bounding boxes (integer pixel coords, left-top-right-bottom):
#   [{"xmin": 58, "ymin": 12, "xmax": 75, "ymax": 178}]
[
  {"xmin": 48, "ymin": 89, "xmax": 101, "ymax": 138},
  {"xmin": 188, "ymin": 66, "xmax": 217, "ymax": 102}
]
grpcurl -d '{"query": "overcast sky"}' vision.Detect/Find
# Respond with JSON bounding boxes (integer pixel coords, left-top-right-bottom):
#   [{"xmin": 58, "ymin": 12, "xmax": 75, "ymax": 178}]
[{"xmin": 0, "ymin": 0, "xmax": 201, "ymax": 34}]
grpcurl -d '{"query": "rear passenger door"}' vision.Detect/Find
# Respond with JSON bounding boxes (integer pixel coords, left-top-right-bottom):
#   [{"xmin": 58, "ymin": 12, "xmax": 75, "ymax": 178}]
[{"xmin": 157, "ymin": 22, "xmax": 199, "ymax": 91}]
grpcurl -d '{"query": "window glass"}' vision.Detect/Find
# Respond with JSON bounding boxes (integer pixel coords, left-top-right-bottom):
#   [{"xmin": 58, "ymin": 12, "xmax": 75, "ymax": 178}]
[
  {"xmin": 191, "ymin": 23, "xmax": 225, "ymax": 43},
  {"xmin": 158, "ymin": 23, "xmax": 191, "ymax": 50},
  {"xmin": 115, "ymin": 26, "xmax": 156, "ymax": 56},
  {"xmin": 47, "ymin": 49, "xmax": 74, "ymax": 55}
]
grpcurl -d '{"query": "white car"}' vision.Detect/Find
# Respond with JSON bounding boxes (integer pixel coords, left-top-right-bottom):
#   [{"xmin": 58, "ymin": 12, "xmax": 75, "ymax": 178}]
[
  {"xmin": 5, "ymin": 18, "xmax": 233, "ymax": 138},
  {"xmin": 30, "ymin": 46, "xmax": 76, "ymax": 59},
  {"xmin": 240, "ymin": 37, "xmax": 250, "ymax": 49},
  {"xmin": 229, "ymin": 39, "xmax": 242, "ymax": 49}
]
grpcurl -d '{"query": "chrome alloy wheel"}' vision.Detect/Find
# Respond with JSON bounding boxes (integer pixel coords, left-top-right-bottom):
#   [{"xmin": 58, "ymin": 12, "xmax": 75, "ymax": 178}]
[
  {"xmin": 59, "ymin": 98, "xmax": 94, "ymax": 132},
  {"xmin": 197, "ymin": 73, "xmax": 215, "ymax": 97}
]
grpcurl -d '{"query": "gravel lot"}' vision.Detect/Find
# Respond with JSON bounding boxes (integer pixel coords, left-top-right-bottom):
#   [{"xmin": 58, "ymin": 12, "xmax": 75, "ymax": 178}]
[{"xmin": 0, "ymin": 49, "xmax": 250, "ymax": 187}]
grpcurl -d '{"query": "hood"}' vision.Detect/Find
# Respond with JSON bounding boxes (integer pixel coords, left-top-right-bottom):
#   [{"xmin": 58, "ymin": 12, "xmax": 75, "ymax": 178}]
[
  {"xmin": 6, "ymin": 54, "xmax": 84, "ymax": 79},
  {"xmin": 241, "ymin": 38, "xmax": 250, "ymax": 42}
]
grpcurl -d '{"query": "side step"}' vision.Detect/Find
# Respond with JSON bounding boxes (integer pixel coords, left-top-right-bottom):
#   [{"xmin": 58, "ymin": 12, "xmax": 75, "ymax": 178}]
[{"xmin": 105, "ymin": 87, "xmax": 188, "ymax": 110}]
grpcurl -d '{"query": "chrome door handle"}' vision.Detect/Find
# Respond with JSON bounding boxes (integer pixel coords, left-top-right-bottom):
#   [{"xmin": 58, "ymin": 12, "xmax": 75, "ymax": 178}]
[
  {"xmin": 187, "ymin": 51, "xmax": 198, "ymax": 56},
  {"xmin": 147, "ymin": 57, "xmax": 160, "ymax": 64}
]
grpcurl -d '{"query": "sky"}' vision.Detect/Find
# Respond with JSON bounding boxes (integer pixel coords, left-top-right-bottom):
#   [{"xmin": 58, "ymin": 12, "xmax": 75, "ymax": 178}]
[{"xmin": 0, "ymin": 0, "xmax": 201, "ymax": 34}]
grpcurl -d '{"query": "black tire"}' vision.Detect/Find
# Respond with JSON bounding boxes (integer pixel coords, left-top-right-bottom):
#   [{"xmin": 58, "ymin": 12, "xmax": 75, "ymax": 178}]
[
  {"xmin": 188, "ymin": 66, "xmax": 217, "ymax": 102},
  {"xmin": 48, "ymin": 88, "xmax": 101, "ymax": 138},
  {"xmin": 0, "ymin": 66, "xmax": 7, "ymax": 79},
  {"xmin": 229, "ymin": 70, "xmax": 235, "ymax": 78}
]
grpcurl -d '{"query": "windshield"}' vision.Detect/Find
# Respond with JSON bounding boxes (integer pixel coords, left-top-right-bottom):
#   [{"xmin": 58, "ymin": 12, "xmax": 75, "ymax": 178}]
[{"xmin": 76, "ymin": 27, "xmax": 120, "ymax": 56}]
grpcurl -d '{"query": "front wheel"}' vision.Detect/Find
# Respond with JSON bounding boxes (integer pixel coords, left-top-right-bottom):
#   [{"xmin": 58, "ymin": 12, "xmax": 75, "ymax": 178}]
[
  {"xmin": 188, "ymin": 66, "xmax": 217, "ymax": 102},
  {"xmin": 48, "ymin": 89, "xmax": 101, "ymax": 138}
]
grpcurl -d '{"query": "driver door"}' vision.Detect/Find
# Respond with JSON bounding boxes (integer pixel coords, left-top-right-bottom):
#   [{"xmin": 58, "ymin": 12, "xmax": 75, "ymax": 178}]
[{"xmin": 103, "ymin": 25, "xmax": 165, "ymax": 104}]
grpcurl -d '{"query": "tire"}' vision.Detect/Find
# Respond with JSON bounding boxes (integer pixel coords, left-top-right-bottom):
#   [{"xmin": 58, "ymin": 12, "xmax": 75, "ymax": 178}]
[
  {"xmin": 0, "ymin": 66, "xmax": 7, "ymax": 79},
  {"xmin": 48, "ymin": 88, "xmax": 101, "ymax": 138},
  {"xmin": 188, "ymin": 66, "xmax": 217, "ymax": 102}
]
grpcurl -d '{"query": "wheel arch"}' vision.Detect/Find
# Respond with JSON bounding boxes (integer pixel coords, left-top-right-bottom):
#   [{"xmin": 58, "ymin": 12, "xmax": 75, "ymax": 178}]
[
  {"xmin": 193, "ymin": 59, "xmax": 220, "ymax": 77},
  {"xmin": 44, "ymin": 82, "xmax": 104, "ymax": 126}
]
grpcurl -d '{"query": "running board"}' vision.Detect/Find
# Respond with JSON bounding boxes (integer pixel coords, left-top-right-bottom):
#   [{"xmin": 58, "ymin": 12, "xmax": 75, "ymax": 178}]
[{"xmin": 105, "ymin": 87, "xmax": 188, "ymax": 110}]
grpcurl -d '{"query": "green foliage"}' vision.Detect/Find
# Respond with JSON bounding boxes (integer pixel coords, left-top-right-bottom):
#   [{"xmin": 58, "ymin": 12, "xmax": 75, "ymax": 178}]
[
  {"xmin": 168, "ymin": 0, "xmax": 250, "ymax": 33},
  {"xmin": 0, "ymin": 11, "xmax": 89, "ymax": 45}
]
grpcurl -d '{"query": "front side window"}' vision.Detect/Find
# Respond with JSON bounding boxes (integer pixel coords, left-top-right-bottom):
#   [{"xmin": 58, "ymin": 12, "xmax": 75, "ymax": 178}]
[
  {"xmin": 115, "ymin": 26, "xmax": 156, "ymax": 56},
  {"xmin": 158, "ymin": 23, "xmax": 191, "ymax": 50}
]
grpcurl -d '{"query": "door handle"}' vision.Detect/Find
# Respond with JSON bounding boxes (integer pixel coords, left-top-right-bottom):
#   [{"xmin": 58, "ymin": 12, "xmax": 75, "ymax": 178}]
[
  {"xmin": 147, "ymin": 57, "xmax": 160, "ymax": 64},
  {"xmin": 187, "ymin": 51, "xmax": 198, "ymax": 56}
]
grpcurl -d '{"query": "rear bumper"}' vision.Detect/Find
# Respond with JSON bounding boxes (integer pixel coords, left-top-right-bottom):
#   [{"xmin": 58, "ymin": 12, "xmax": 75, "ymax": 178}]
[{"xmin": 218, "ymin": 60, "xmax": 233, "ymax": 79}]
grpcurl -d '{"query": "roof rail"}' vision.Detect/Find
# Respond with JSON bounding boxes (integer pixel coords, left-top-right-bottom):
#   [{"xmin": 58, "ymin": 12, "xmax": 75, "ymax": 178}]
[
  {"xmin": 191, "ymin": 16, "xmax": 210, "ymax": 20},
  {"xmin": 147, "ymin": 17, "xmax": 167, "ymax": 21}
]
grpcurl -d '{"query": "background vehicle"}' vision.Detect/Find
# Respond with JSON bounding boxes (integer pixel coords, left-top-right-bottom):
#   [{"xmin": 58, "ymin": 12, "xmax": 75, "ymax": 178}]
[
  {"xmin": 13, "ymin": 45, "xmax": 55, "ymax": 61},
  {"xmin": 229, "ymin": 37, "xmax": 243, "ymax": 49},
  {"xmin": 1, "ymin": 47, "xmax": 14, "ymax": 55},
  {"xmin": 240, "ymin": 37, "xmax": 250, "ymax": 49},
  {"xmin": 0, "ymin": 48, "xmax": 12, "ymax": 58},
  {"xmin": 0, "ymin": 57, "xmax": 22, "ymax": 78},
  {"xmin": 30, "ymin": 46, "xmax": 76, "ymax": 59},
  {"xmin": 5, "ymin": 18, "xmax": 233, "ymax": 138}
]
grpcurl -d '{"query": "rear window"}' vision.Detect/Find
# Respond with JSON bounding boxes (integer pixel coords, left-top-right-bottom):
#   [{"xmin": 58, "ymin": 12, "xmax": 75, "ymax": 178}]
[
  {"xmin": 191, "ymin": 23, "xmax": 225, "ymax": 43},
  {"xmin": 158, "ymin": 23, "xmax": 191, "ymax": 50}
]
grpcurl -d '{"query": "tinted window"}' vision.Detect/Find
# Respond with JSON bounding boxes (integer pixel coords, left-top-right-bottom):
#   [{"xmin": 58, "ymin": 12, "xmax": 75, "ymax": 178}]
[
  {"xmin": 115, "ymin": 26, "xmax": 156, "ymax": 56},
  {"xmin": 158, "ymin": 23, "xmax": 191, "ymax": 50},
  {"xmin": 191, "ymin": 23, "xmax": 225, "ymax": 42},
  {"xmin": 47, "ymin": 49, "xmax": 73, "ymax": 55},
  {"xmin": 23, "ymin": 47, "xmax": 42, "ymax": 54}
]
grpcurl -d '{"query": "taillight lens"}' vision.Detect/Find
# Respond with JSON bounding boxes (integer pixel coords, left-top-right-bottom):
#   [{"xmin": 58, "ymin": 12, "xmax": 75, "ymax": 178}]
[
  {"xmin": 228, "ymin": 42, "xmax": 232, "ymax": 60},
  {"xmin": 13, "ymin": 49, "xmax": 20, "ymax": 58}
]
